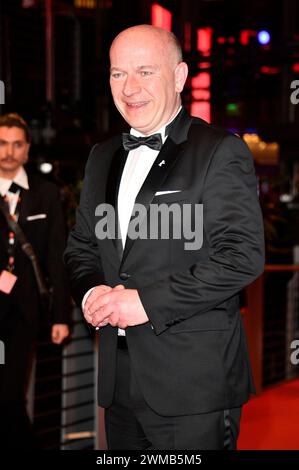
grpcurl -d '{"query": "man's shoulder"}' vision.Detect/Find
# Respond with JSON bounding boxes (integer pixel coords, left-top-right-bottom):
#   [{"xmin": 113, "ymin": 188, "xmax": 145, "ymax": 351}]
[
  {"xmin": 190, "ymin": 115, "xmax": 232, "ymax": 142},
  {"xmin": 27, "ymin": 172, "xmax": 60, "ymax": 196}
]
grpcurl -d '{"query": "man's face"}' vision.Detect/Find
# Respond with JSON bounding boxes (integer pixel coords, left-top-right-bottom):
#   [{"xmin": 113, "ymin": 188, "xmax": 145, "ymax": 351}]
[
  {"xmin": 109, "ymin": 29, "xmax": 187, "ymax": 135},
  {"xmin": 0, "ymin": 126, "xmax": 30, "ymax": 177}
]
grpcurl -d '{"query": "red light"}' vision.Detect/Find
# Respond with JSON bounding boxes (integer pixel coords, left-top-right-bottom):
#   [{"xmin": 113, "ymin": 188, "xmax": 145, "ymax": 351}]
[
  {"xmin": 184, "ymin": 22, "xmax": 191, "ymax": 52},
  {"xmin": 192, "ymin": 72, "xmax": 210, "ymax": 89},
  {"xmin": 240, "ymin": 29, "xmax": 257, "ymax": 46},
  {"xmin": 197, "ymin": 27, "xmax": 213, "ymax": 55},
  {"xmin": 151, "ymin": 4, "xmax": 172, "ymax": 32},
  {"xmin": 260, "ymin": 66, "xmax": 280, "ymax": 74},
  {"xmin": 192, "ymin": 89, "xmax": 211, "ymax": 100},
  {"xmin": 199, "ymin": 62, "xmax": 211, "ymax": 69},
  {"xmin": 191, "ymin": 102, "xmax": 211, "ymax": 123},
  {"xmin": 217, "ymin": 36, "xmax": 226, "ymax": 44},
  {"xmin": 293, "ymin": 63, "xmax": 299, "ymax": 73}
]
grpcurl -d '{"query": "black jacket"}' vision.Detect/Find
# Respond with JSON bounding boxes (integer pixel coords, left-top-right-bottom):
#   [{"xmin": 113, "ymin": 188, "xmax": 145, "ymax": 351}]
[
  {"xmin": 65, "ymin": 110, "xmax": 265, "ymax": 416},
  {"xmin": 0, "ymin": 173, "xmax": 71, "ymax": 331}
]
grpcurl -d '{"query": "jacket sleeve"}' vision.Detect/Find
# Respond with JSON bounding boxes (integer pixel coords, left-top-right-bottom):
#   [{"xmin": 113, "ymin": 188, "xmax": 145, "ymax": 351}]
[
  {"xmin": 138, "ymin": 135, "xmax": 265, "ymax": 335},
  {"xmin": 64, "ymin": 145, "xmax": 106, "ymax": 307}
]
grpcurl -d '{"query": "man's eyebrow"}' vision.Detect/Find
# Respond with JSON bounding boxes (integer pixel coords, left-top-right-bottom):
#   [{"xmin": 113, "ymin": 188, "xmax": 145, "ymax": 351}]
[
  {"xmin": 136, "ymin": 65, "xmax": 157, "ymax": 70},
  {"xmin": 0, "ymin": 139, "xmax": 24, "ymax": 144},
  {"xmin": 110, "ymin": 67, "xmax": 124, "ymax": 73},
  {"xmin": 110, "ymin": 65, "xmax": 158, "ymax": 72}
]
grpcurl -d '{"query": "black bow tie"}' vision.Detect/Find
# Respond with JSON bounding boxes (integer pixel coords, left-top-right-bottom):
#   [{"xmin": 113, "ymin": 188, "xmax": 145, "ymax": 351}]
[
  {"xmin": 122, "ymin": 133, "xmax": 163, "ymax": 152},
  {"xmin": 8, "ymin": 182, "xmax": 22, "ymax": 193}
]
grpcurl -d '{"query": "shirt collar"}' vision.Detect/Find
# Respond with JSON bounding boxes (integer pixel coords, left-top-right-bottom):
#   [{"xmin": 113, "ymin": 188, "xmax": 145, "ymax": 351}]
[
  {"xmin": 0, "ymin": 166, "xmax": 29, "ymax": 196},
  {"xmin": 130, "ymin": 106, "xmax": 182, "ymax": 144}
]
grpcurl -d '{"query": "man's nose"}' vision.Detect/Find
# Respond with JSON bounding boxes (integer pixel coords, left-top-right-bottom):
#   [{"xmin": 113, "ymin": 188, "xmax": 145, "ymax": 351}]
[
  {"xmin": 6, "ymin": 143, "xmax": 14, "ymax": 156},
  {"xmin": 123, "ymin": 75, "xmax": 141, "ymax": 96}
]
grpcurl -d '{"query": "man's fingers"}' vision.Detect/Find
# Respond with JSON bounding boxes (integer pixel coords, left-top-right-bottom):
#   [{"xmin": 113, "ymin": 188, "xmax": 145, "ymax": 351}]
[
  {"xmin": 83, "ymin": 311, "xmax": 93, "ymax": 323},
  {"xmin": 85, "ymin": 285, "xmax": 112, "ymax": 310},
  {"xmin": 95, "ymin": 318, "xmax": 110, "ymax": 330},
  {"xmin": 91, "ymin": 303, "xmax": 113, "ymax": 327},
  {"xmin": 88, "ymin": 291, "xmax": 111, "ymax": 315}
]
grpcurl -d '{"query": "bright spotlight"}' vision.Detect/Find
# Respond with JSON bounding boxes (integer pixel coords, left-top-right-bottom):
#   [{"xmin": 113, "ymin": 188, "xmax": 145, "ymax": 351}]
[
  {"xmin": 39, "ymin": 162, "xmax": 53, "ymax": 174},
  {"xmin": 258, "ymin": 30, "xmax": 270, "ymax": 45}
]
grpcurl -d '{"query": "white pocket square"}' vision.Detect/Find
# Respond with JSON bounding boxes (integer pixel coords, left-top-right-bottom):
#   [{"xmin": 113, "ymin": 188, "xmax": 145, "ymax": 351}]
[
  {"xmin": 26, "ymin": 214, "xmax": 47, "ymax": 221},
  {"xmin": 155, "ymin": 190, "xmax": 182, "ymax": 196}
]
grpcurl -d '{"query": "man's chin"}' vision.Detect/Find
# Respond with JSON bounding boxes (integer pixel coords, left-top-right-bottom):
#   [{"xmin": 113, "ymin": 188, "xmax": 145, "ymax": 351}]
[
  {"xmin": 0, "ymin": 165, "xmax": 18, "ymax": 170},
  {"xmin": 0, "ymin": 165, "xmax": 20, "ymax": 175}
]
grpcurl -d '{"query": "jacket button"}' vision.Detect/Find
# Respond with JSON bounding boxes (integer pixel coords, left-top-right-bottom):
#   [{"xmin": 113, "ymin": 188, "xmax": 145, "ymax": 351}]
[{"xmin": 119, "ymin": 272, "xmax": 130, "ymax": 280}]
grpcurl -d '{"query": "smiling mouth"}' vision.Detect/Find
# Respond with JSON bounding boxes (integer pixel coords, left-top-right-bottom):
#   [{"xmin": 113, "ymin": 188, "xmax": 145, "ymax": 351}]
[{"xmin": 126, "ymin": 101, "xmax": 148, "ymax": 108}]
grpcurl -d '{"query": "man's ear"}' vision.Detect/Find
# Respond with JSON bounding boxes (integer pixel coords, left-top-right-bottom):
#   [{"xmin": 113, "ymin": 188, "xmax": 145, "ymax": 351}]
[
  {"xmin": 174, "ymin": 62, "xmax": 188, "ymax": 93},
  {"xmin": 24, "ymin": 143, "xmax": 30, "ymax": 163}
]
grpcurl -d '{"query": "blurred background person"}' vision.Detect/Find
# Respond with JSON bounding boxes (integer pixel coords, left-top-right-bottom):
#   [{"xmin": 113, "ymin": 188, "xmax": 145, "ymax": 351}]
[{"xmin": 0, "ymin": 113, "xmax": 71, "ymax": 449}]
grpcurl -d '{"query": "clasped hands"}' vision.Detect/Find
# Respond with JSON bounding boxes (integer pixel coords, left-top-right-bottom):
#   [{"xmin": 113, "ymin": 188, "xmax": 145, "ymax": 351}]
[{"xmin": 83, "ymin": 284, "xmax": 149, "ymax": 330}]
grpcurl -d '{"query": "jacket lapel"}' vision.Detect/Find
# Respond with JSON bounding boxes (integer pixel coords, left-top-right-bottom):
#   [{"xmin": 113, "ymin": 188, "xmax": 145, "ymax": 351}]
[
  {"xmin": 0, "ymin": 204, "xmax": 8, "ymax": 249},
  {"xmin": 18, "ymin": 172, "xmax": 35, "ymax": 224},
  {"xmin": 121, "ymin": 110, "xmax": 192, "ymax": 264},
  {"xmin": 104, "ymin": 145, "xmax": 128, "ymax": 262},
  {"xmin": 18, "ymin": 187, "xmax": 31, "ymax": 224}
]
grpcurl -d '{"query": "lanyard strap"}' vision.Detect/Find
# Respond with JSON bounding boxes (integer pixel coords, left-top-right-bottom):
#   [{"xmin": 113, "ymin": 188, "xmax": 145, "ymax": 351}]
[
  {"xmin": 0, "ymin": 194, "xmax": 50, "ymax": 299},
  {"xmin": 3, "ymin": 193, "xmax": 21, "ymax": 272}
]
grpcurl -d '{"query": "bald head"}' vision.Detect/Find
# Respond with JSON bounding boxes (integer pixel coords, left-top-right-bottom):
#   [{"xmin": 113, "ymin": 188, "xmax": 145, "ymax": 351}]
[
  {"xmin": 109, "ymin": 24, "xmax": 188, "ymax": 135},
  {"xmin": 110, "ymin": 25, "xmax": 183, "ymax": 68}
]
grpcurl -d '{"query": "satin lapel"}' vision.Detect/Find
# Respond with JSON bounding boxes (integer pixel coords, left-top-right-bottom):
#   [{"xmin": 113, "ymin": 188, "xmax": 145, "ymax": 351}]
[
  {"xmin": 0, "ymin": 206, "xmax": 8, "ymax": 248},
  {"xmin": 17, "ymin": 186, "xmax": 32, "ymax": 225},
  {"xmin": 104, "ymin": 145, "xmax": 128, "ymax": 262},
  {"xmin": 122, "ymin": 151, "xmax": 187, "ymax": 265}
]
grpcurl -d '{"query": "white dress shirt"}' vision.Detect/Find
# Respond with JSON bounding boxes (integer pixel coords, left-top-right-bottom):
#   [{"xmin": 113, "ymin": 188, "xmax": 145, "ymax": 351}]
[
  {"xmin": 0, "ymin": 167, "xmax": 29, "ymax": 216},
  {"xmin": 117, "ymin": 127, "xmax": 168, "ymax": 247}
]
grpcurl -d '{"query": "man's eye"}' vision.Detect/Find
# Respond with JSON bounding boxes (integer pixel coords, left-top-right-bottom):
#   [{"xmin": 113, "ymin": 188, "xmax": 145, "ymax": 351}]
[
  {"xmin": 140, "ymin": 71, "xmax": 152, "ymax": 76},
  {"xmin": 111, "ymin": 73, "xmax": 122, "ymax": 79}
]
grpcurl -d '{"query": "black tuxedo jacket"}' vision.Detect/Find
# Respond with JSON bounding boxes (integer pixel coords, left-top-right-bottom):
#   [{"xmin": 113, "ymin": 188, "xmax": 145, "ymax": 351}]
[
  {"xmin": 65, "ymin": 110, "xmax": 265, "ymax": 416},
  {"xmin": 0, "ymin": 173, "xmax": 70, "ymax": 332}
]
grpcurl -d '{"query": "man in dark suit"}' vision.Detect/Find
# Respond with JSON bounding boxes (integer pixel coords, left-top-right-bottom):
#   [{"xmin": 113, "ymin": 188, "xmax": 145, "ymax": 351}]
[
  {"xmin": 0, "ymin": 113, "xmax": 70, "ymax": 448},
  {"xmin": 64, "ymin": 25, "xmax": 265, "ymax": 449}
]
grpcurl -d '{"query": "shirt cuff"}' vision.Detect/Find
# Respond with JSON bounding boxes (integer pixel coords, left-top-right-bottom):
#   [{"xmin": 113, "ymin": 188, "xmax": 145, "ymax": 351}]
[{"xmin": 82, "ymin": 287, "xmax": 96, "ymax": 311}]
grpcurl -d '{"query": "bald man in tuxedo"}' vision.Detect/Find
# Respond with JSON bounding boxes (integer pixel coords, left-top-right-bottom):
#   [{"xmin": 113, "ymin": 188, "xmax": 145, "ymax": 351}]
[{"xmin": 65, "ymin": 25, "xmax": 264, "ymax": 450}]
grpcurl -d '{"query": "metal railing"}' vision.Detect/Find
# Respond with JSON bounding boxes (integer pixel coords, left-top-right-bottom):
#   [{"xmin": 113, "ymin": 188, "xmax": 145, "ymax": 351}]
[
  {"xmin": 244, "ymin": 265, "xmax": 299, "ymax": 394},
  {"xmin": 27, "ymin": 307, "xmax": 97, "ymax": 450}
]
